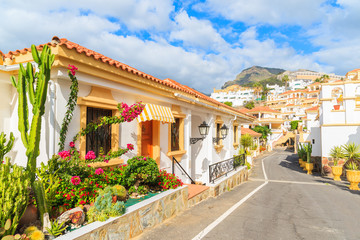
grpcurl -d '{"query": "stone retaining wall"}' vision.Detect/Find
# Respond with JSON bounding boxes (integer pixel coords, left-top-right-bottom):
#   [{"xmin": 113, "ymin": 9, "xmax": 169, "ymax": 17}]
[
  {"xmin": 208, "ymin": 166, "xmax": 248, "ymax": 197},
  {"xmin": 57, "ymin": 186, "xmax": 188, "ymax": 240}
]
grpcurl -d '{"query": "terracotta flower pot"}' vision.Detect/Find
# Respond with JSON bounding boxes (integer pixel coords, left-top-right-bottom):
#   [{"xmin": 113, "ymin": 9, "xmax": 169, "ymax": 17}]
[
  {"xmin": 333, "ymin": 105, "xmax": 340, "ymax": 110},
  {"xmin": 346, "ymin": 170, "xmax": 360, "ymax": 190},
  {"xmin": 305, "ymin": 162, "xmax": 313, "ymax": 175},
  {"xmin": 331, "ymin": 166, "xmax": 342, "ymax": 181}
]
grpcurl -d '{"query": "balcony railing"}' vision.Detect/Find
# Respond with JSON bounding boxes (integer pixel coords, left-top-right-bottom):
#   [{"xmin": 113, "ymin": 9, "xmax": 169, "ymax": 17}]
[{"xmin": 209, "ymin": 154, "xmax": 246, "ymax": 183}]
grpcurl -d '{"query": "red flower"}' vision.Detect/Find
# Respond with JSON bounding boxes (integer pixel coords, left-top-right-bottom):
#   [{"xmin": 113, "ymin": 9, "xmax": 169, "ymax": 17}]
[{"xmin": 68, "ymin": 65, "xmax": 78, "ymax": 75}]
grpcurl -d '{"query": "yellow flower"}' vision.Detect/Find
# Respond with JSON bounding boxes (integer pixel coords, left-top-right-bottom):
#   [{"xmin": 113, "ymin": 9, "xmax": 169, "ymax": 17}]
[
  {"xmin": 24, "ymin": 226, "xmax": 38, "ymax": 235},
  {"xmin": 29, "ymin": 230, "xmax": 45, "ymax": 240}
]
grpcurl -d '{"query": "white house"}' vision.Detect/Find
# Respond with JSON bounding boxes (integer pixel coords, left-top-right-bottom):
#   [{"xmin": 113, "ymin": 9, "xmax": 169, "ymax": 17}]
[
  {"xmin": 210, "ymin": 85, "xmax": 256, "ymax": 107},
  {"xmin": 0, "ymin": 37, "xmax": 254, "ymax": 185}
]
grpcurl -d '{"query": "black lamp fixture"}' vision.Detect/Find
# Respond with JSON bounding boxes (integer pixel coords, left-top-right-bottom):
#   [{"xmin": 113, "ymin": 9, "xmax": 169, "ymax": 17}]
[
  {"xmin": 190, "ymin": 121, "xmax": 210, "ymax": 144},
  {"xmin": 213, "ymin": 124, "xmax": 229, "ymax": 144}
]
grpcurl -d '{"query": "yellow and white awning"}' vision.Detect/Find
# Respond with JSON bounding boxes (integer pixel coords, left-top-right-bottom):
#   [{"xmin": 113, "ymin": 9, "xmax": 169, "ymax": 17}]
[{"xmin": 137, "ymin": 103, "xmax": 175, "ymax": 123}]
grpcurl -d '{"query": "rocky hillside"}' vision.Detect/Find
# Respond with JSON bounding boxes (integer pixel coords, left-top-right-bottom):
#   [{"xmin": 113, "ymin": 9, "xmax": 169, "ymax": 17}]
[{"xmin": 222, "ymin": 66, "xmax": 285, "ymax": 88}]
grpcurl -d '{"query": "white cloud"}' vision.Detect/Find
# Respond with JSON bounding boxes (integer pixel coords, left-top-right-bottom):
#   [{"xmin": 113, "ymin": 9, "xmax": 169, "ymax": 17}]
[
  {"xmin": 169, "ymin": 11, "xmax": 229, "ymax": 52},
  {"xmin": 195, "ymin": 0, "xmax": 326, "ymax": 26}
]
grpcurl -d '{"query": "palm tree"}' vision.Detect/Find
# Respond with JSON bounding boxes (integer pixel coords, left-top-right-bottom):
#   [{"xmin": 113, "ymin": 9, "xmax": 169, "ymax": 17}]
[
  {"xmin": 261, "ymin": 86, "xmax": 270, "ymax": 100},
  {"xmin": 253, "ymin": 82, "xmax": 263, "ymax": 101},
  {"xmin": 282, "ymin": 75, "xmax": 289, "ymax": 89}
]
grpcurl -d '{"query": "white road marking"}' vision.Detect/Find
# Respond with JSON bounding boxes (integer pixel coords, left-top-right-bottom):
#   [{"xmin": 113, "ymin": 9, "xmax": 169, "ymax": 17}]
[
  {"xmin": 249, "ymin": 178, "xmax": 328, "ymax": 185},
  {"xmin": 191, "ymin": 153, "xmax": 275, "ymax": 240}
]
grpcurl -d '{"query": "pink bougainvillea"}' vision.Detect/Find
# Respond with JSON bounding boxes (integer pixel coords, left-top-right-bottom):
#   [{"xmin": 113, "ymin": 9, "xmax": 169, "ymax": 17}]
[
  {"xmin": 70, "ymin": 176, "xmax": 81, "ymax": 185},
  {"xmin": 95, "ymin": 168, "xmax": 104, "ymax": 175},
  {"xmin": 85, "ymin": 151, "xmax": 96, "ymax": 160},
  {"xmin": 119, "ymin": 102, "xmax": 145, "ymax": 122},
  {"xmin": 69, "ymin": 141, "xmax": 75, "ymax": 148},
  {"xmin": 127, "ymin": 143, "xmax": 134, "ymax": 150},
  {"xmin": 58, "ymin": 150, "xmax": 70, "ymax": 159},
  {"xmin": 68, "ymin": 64, "xmax": 78, "ymax": 76}
]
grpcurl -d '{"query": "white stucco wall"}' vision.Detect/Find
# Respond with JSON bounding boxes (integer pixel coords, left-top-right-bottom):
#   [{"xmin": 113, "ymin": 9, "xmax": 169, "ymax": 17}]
[{"xmin": 321, "ymin": 126, "xmax": 360, "ymax": 158}]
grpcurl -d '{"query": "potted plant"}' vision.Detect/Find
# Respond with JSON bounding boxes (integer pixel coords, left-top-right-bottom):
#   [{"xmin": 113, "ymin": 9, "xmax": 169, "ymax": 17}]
[
  {"xmin": 304, "ymin": 143, "xmax": 313, "ymax": 174},
  {"xmin": 343, "ymin": 142, "xmax": 360, "ymax": 190},
  {"xmin": 297, "ymin": 143, "xmax": 305, "ymax": 168},
  {"xmin": 330, "ymin": 146, "xmax": 344, "ymax": 181},
  {"xmin": 333, "ymin": 104, "xmax": 340, "ymax": 110}
]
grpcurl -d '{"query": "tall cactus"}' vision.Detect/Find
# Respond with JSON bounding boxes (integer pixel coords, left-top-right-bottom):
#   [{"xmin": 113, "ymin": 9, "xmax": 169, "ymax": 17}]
[
  {"xmin": 0, "ymin": 132, "xmax": 14, "ymax": 161},
  {"xmin": 11, "ymin": 44, "xmax": 55, "ymax": 183}
]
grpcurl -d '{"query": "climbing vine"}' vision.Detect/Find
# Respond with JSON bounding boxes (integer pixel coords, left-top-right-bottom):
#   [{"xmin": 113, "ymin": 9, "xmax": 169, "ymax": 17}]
[
  {"xmin": 72, "ymin": 102, "xmax": 145, "ymax": 143},
  {"xmin": 58, "ymin": 65, "xmax": 79, "ymax": 152}
]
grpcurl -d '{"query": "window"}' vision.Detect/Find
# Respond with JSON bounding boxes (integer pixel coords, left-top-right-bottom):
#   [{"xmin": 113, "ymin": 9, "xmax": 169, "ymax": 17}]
[
  {"xmin": 214, "ymin": 116, "xmax": 224, "ymax": 153},
  {"xmin": 86, "ymin": 107, "xmax": 112, "ymax": 157},
  {"xmin": 167, "ymin": 105, "xmax": 186, "ymax": 159},
  {"xmin": 171, "ymin": 118, "xmax": 180, "ymax": 151},
  {"xmin": 233, "ymin": 122, "xmax": 239, "ymax": 149},
  {"xmin": 77, "ymin": 86, "xmax": 120, "ymax": 159}
]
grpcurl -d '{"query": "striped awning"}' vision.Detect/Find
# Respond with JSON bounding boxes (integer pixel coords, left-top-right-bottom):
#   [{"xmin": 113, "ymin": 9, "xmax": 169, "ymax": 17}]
[{"xmin": 137, "ymin": 103, "xmax": 175, "ymax": 123}]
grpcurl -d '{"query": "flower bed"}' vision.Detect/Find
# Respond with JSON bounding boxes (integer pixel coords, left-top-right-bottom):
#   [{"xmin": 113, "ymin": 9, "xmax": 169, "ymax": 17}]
[{"xmin": 56, "ymin": 186, "xmax": 188, "ymax": 240}]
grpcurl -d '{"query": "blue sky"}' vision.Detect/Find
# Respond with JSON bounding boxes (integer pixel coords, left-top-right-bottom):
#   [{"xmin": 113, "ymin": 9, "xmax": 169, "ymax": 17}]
[{"xmin": 1, "ymin": 0, "xmax": 359, "ymax": 93}]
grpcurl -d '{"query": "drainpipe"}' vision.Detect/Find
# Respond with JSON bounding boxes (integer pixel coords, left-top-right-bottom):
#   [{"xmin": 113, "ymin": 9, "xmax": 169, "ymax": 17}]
[{"xmin": 49, "ymin": 80, "xmax": 56, "ymax": 157}]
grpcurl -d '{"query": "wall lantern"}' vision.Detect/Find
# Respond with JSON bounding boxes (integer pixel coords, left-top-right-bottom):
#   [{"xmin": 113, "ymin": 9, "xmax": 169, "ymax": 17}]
[
  {"xmin": 190, "ymin": 121, "xmax": 210, "ymax": 144},
  {"xmin": 213, "ymin": 124, "xmax": 229, "ymax": 144}
]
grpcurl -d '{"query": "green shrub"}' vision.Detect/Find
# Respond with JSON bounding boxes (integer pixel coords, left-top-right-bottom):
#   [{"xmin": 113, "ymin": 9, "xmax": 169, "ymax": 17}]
[{"xmin": 123, "ymin": 156, "xmax": 159, "ymax": 188}]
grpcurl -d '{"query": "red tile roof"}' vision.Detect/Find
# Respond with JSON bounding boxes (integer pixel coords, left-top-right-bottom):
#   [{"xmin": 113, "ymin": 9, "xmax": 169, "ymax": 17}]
[
  {"xmin": 306, "ymin": 106, "xmax": 319, "ymax": 112},
  {"xmin": 2, "ymin": 36, "xmax": 255, "ymax": 120},
  {"xmin": 241, "ymin": 128, "xmax": 262, "ymax": 137},
  {"xmin": 239, "ymin": 106, "xmax": 280, "ymax": 114}
]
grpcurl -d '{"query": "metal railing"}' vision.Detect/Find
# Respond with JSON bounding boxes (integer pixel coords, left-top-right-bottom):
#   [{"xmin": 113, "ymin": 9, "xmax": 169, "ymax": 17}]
[
  {"xmin": 209, "ymin": 154, "xmax": 246, "ymax": 183},
  {"xmin": 172, "ymin": 157, "xmax": 196, "ymax": 184}
]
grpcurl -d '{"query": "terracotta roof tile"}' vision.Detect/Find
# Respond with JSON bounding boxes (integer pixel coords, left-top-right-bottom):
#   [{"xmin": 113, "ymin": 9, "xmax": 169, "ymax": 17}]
[
  {"xmin": 239, "ymin": 106, "xmax": 280, "ymax": 114},
  {"xmin": 306, "ymin": 106, "xmax": 319, "ymax": 112},
  {"xmin": 2, "ymin": 37, "xmax": 255, "ymax": 120},
  {"xmin": 241, "ymin": 128, "xmax": 262, "ymax": 137}
]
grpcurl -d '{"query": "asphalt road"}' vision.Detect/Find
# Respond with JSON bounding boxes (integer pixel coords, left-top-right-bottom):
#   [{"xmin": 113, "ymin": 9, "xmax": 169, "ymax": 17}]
[{"xmin": 136, "ymin": 149, "xmax": 360, "ymax": 240}]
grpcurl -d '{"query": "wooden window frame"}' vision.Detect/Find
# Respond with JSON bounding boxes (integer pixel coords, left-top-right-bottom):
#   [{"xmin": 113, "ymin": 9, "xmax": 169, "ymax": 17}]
[
  {"xmin": 77, "ymin": 87, "xmax": 120, "ymax": 159},
  {"xmin": 214, "ymin": 116, "xmax": 224, "ymax": 153},
  {"xmin": 167, "ymin": 105, "xmax": 186, "ymax": 160},
  {"xmin": 233, "ymin": 121, "xmax": 240, "ymax": 149}
]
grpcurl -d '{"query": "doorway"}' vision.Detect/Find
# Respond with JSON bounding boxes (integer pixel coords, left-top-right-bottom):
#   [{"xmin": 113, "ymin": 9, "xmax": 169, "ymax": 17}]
[{"xmin": 141, "ymin": 120, "xmax": 153, "ymax": 158}]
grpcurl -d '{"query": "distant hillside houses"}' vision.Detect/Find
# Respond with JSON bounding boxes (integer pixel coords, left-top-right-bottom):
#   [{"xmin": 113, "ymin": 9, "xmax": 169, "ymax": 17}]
[
  {"xmin": 210, "ymin": 85, "xmax": 259, "ymax": 107},
  {"xmin": 279, "ymin": 70, "xmax": 345, "ymax": 91}
]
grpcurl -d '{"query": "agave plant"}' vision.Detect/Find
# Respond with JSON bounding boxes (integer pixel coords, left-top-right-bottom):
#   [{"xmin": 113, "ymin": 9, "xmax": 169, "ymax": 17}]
[
  {"xmin": 297, "ymin": 143, "xmax": 306, "ymax": 160},
  {"xmin": 303, "ymin": 143, "xmax": 312, "ymax": 163},
  {"xmin": 342, "ymin": 143, "xmax": 360, "ymax": 170},
  {"xmin": 329, "ymin": 146, "xmax": 344, "ymax": 166}
]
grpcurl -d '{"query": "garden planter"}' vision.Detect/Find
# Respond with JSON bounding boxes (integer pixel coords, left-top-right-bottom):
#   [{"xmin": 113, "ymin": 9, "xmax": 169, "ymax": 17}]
[
  {"xmin": 346, "ymin": 170, "xmax": 360, "ymax": 190},
  {"xmin": 305, "ymin": 163, "xmax": 313, "ymax": 175},
  {"xmin": 18, "ymin": 203, "xmax": 38, "ymax": 228},
  {"xmin": 333, "ymin": 105, "xmax": 340, "ymax": 110},
  {"xmin": 331, "ymin": 166, "xmax": 343, "ymax": 181},
  {"xmin": 298, "ymin": 158, "xmax": 303, "ymax": 166}
]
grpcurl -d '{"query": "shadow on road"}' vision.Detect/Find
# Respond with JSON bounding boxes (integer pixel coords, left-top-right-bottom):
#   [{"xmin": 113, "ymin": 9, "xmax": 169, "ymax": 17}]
[{"xmin": 278, "ymin": 153, "xmax": 322, "ymax": 177}]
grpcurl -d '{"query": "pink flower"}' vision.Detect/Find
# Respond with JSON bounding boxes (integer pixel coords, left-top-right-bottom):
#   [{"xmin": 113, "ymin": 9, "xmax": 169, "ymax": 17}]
[
  {"xmin": 70, "ymin": 176, "xmax": 81, "ymax": 185},
  {"xmin": 68, "ymin": 65, "xmax": 78, "ymax": 75},
  {"xmin": 95, "ymin": 168, "xmax": 104, "ymax": 175},
  {"xmin": 69, "ymin": 142, "xmax": 75, "ymax": 148},
  {"xmin": 127, "ymin": 144, "xmax": 134, "ymax": 150},
  {"xmin": 58, "ymin": 150, "xmax": 70, "ymax": 159},
  {"xmin": 85, "ymin": 151, "xmax": 96, "ymax": 160}
]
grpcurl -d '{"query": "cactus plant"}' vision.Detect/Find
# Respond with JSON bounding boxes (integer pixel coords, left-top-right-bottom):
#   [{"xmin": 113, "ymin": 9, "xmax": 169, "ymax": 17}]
[
  {"xmin": 11, "ymin": 44, "xmax": 54, "ymax": 230},
  {"xmin": 0, "ymin": 158, "xmax": 30, "ymax": 237},
  {"xmin": 0, "ymin": 132, "xmax": 14, "ymax": 161},
  {"xmin": 11, "ymin": 44, "xmax": 55, "ymax": 183}
]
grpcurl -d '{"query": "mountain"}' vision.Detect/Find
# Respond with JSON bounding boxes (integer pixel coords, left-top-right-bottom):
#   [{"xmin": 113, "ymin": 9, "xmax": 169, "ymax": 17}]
[{"xmin": 222, "ymin": 66, "xmax": 285, "ymax": 89}]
